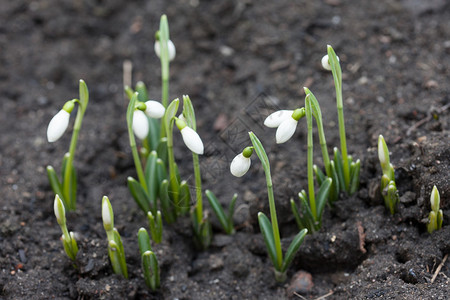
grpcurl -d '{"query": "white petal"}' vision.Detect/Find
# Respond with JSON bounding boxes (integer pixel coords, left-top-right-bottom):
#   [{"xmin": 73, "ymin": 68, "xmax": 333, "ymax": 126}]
[
  {"xmin": 264, "ymin": 110, "xmax": 294, "ymax": 128},
  {"xmin": 181, "ymin": 127, "xmax": 204, "ymax": 155},
  {"xmin": 145, "ymin": 100, "xmax": 165, "ymax": 118},
  {"xmin": 132, "ymin": 110, "xmax": 149, "ymax": 140},
  {"xmin": 154, "ymin": 40, "xmax": 176, "ymax": 61},
  {"xmin": 230, "ymin": 153, "xmax": 251, "ymax": 177},
  {"xmin": 276, "ymin": 117, "xmax": 298, "ymax": 144},
  {"xmin": 321, "ymin": 54, "xmax": 339, "ymax": 71},
  {"xmin": 178, "ymin": 113, "xmax": 186, "ymax": 123},
  {"xmin": 47, "ymin": 110, "xmax": 70, "ymax": 142}
]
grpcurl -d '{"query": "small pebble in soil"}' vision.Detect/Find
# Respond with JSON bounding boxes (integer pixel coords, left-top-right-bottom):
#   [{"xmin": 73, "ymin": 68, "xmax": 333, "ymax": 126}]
[
  {"xmin": 287, "ymin": 270, "xmax": 314, "ymax": 296},
  {"xmin": 18, "ymin": 249, "xmax": 27, "ymax": 263}
]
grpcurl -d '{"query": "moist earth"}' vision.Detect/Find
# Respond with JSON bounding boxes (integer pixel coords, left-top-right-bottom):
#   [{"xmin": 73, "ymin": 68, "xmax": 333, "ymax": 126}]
[{"xmin": 0, "ymin": 0, "xmax": 449, "ymax": 299}]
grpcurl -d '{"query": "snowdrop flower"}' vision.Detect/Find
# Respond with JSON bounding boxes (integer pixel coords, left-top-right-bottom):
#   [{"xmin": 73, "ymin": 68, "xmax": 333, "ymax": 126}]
[
  {"xmin": 154, "ymin": 39, "xmax": 176, "ymax": 61},
  {"xmin": 275, "ymin": 108, "xmax": 305, "ymax": 144},
  {"xmin": 176, "ymin": 118, "xmax": 204, "ymax": 155},
  {"xmin": 264, "ymin": 110, "xmax": 294, "ymax": 128},
  {"xmin": 321, "ymin": 54, "xmax": 339, "ymax": 71},
  {"xmin": 144, "ymin": 100, "xmax": 165, "ymax": 118},
  {"xmin": 230, "ymin": 147, "xmax": 253, "ymax": 177},
  {"xmin": 132, "ymin": 110, "xmax": 149, "ymax": 140},
  {"xmin": 47, "ymin": 101, "xmax": 74, "ymax": 143}
]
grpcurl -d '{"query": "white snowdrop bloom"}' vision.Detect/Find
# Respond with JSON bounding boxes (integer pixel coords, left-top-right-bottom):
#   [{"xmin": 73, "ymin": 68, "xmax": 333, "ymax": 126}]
[
  {"xmin": 276, "ymin": 117, "xmax": 299, "ymax": 144},
  {"xmin": 47, "ymin": 109, "xmax": 71, "ymax": 142},
  {"xmin": 54, "ymin": 195, "xmax": 65, "ymax": 225},
  {"xmin": 132, "ymin": 110, "xmax": 149, "ymax": 140},
  {"xmin": 264, "ymin": 110, "xmax": 294, "ymax": 128},
  {"xmin": 154, "ymin": 40, "xmax": 176, "ymax": 61},
  {"xmin": 321, "ymin": 54, "xmax": 339, "ymax": 71},
  {"xmin": 230, "ymin": 153, "xmax": 251, "ymax": 177},
  {"xmin": 180, "ymin": 126, "xmax": 204, "ymax": 155},
  {"xmin": 144, "ymin": 100, "xmax": 165, "ymax": 118}
]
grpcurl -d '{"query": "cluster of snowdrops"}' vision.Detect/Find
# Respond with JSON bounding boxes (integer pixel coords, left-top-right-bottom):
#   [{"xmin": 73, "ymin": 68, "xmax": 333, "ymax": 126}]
[{"xmin": 46, "ymin": 15, "xmax": 444, "ymax": 288}]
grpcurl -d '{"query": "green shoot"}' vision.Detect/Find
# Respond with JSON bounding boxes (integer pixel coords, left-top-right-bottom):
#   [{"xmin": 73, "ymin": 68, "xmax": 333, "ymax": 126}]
[
  {"xmin": 53, "ymin": 194, "xmax": 78, "ymax": 263},
  {"xmin": 147, "ymin": 211, "xmax": 163, "ymax": 244},
  {"xmin": 206, "ymin": 191, "xmax": 238, "ymax": 235},
  {"xmin": 102, "ymin": 196, "xmax": 128, "ymax": 278},
  {"xmin": 378, "ymin": 135, "xmax": 399, "ymax": 214},
  {"xmin": 138, "ymin": 228, "xmax": 160, "ymax": 290},
  {"xmin": 427, "ymin": 186, "xmax": 443, "ymax": 233}
]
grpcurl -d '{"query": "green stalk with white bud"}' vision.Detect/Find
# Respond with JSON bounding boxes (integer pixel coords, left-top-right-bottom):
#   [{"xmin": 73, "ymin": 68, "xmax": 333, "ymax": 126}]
[
  {"xmin": 231, "ymin": 132, "xmax": 308, "ymax": 282},
  {"xmin": 102, "ymin": 196, "xmax": 128, "ymax": 278},
  {"xmin": 378, "ymin": 135, "xmax": 399, "ymax": 215},
  {"xmin": 53, "ymin": 194, "xmax": 79, "ymax": 263},
  {"xmin": 427, "ymin": 186, "xmax": 443, "ymax": 234},
  {"xmin": 47, "ymin": 80, "xmax": 89, "ymax": 210}
]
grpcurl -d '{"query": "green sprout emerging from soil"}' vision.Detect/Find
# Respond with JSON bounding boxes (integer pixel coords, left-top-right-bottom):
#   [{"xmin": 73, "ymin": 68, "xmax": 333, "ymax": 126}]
[
  {"xmin": 53, "ymin": 194, "xmax": 78, "ymax": 262},
  {"xmin": 427, "ymin": 185, "xmax": 443, "ymax": 233},
  {"xmin": 378, "ymin": 135, "xmax": 399, "ymax": 214},
  {"xmin": 47, "ymin": 80, "xmax": 89, "ymax": 211},
  {"xmin": 231, "ymin": 132, "xmax": 308, "ymax": 282},
  {"xmin": 138, "ymin": 228, "xmax": 160, "ymax": 290}
]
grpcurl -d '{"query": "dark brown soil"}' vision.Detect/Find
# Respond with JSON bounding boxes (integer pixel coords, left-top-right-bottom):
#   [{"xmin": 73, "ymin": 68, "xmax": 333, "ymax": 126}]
[{"xmin": 1, "ymin": 0, "xmax": 449, "ymax": 299}]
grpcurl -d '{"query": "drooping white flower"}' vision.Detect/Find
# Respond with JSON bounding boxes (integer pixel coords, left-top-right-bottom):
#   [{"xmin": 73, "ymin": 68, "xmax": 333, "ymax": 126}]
[
  {"xmin": 144, "ymin": 100, "xmax": 165, "ymax": 118},
  {"xmin": 230, "ymin": 153, "xmax": 251, "ymax": 177},
  {"xmin": 264, "ymin": 110, "xmax": 294, "ymax": 128},
  {"xmin": 154, "ymin": 40, "xmax": 176, "ymax": 61},
  {"xmin": 132, "ymin": 110, "xmax": 149, "ymax": 140},
  {"xmin": 47, "ymin": 109, "xmax": 71, "ymax": 142},
  {"xmin": 276, "ymin": 117, "xmax": 299, "ymax": 144},
  {"xmin": 321, "ymin": 54, "xmax": 339, "ymax": 71},
  {"xmin": 180, "ymin": 126, "xmax": 204, "ymax": 155}
]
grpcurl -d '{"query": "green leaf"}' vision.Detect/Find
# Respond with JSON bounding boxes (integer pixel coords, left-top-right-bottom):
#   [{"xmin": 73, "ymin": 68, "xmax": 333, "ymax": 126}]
[
  {"xmin": 206, "ymin": 190, "xmax": 230, "ymax": 234},
  {"xmin": 328, "ymin": 161, "xmax": 340, "ymax": 204},
  {"xmin": 327, "ymin": 45, "xmax": 342, "ymax": 91},
  {"xmin": 142, "ymin": 250, "xmax": 160, "ymax": 290},
  {"xmin": 298, "ymin": 192, "xmax": 317, "ymax": 232},
  {"xmin": 138, "ymin": 227, "xmax": 152, "ymax": 254},
  {"xmin": 316, "ymin": 178, "xmax": 332, "ymax": 219},
  {"xmin": 159, "ymin": 14, "xmax": 170, "ymax": 81},
  {"xmin": 290, "ymin": 199, "xmax": 307, "ymax": 230},
  {"xmin": 249, "ymin": 132, "xmax": 270, "ymax": 174},
  {"xmin": 179, "ymin": 180, "xmax": 191, "ymax": 215},
  {"xmin": 334, "ymin": 148, "xmax": 346, "ymax": 192},
  {"xmin": 113, "ymin": 229, "xmax": 128, "ymax": 278},
  {"xmin": 314, "ymin": 165, "xmax": 325, "ymax": 187},
  {"xmin": 135, "ymin": 81, "xmax": 148, "ymax": 102},
  {"xmin": 258, "ymin": 212, "xmax": 278, "ymax": 268},
  {"xmin": 46, "ymin": 165, "xmax": 65, "ymax": 206},
  {"xmin": 147, "ymin": 118, "xmax": 161, "ymax": 151},
  {"xmin": 160, "ymin": 179, "xmax": 176, "ymax": 224},
  {"xmin": 164, "ymin": 99, "xmax": 179, "ymax": 136},
  {"xmin": 127, "ymin": 177, "xmax": 150, "ymax": 213},
  {"xmin": 145, "ymin": 151, "xmax": 158, "ymax": 213},
  {"xmin": 427, "ymin": 211, "xmax": 437, "ymax": 233},
  {"xmin": 227, "ymin": 193, "xmax": 238, "ymax": 234},
  {"xmin": 126, "ymin": 93, "xmax": 138, "ymax": 132},
  {"xmin": 156, "ymin": 138, "xmax": 168, "ymax": 165},
  {"xmin": 124, "ymin": 86, "xmax": 134, "ymax": 100},
  {"xmin": 304, "ymin": 88, "xmax": 322, "ymax": 123},
  {"xmin": 79, "ymin": 79, "xmax": 89, "ymax": 113},
  {"xmin": 182, "ymin": 95, "xmax": 196, "ymax": 131},
  {"xmin": 349, "ymin": 159, "xmax": 361, "ymax": 195},
  {"xmin": 281, "ymin": 228, "xmax": 308, "ymax": 272}
]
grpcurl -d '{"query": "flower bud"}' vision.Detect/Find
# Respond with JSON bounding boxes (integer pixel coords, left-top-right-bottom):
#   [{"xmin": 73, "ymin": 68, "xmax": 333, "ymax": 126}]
[
  {"xmin": 430, "ymin": 185, "xmax": 440, "ymax": 213},
  {"xmin": 230, "ymin": 153, "xmax": 251, "ymax": 177},
  {"xmin": 47, "ymin": 109, "xmax": 71, "ymax": 142},
  {"xmin": 144, "ymin": 100, "xmax": 165, "ymax": 118},
  {"xmin": 154, "ymin": 40, "xmax": 176, "ymax": 61},
  {"xmin": 132, "ymin": 110, "xmax": 149, "ymax": 140},
  {"xmin": 54, "ymin": 194, "xmax": 66, "ymax": 226},
  {"xmin": 102, "ymin": 196, "xmax": 114, "ymax": 232},
  {"xmin": 321, "ymin": 54, "xmax": 339, "ymax": 71},
  {"xmin": 180, "ymin": 126, "xmax": 204, "ymax": 155}
]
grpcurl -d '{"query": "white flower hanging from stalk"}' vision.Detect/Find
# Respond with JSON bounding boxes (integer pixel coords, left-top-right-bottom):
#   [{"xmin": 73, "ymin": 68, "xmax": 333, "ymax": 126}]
[
  {"xmin": 264, "ymin": 110, "xmax": 294, "ymax": 128},
  {"xmin": 144, "ymin": 100, "xmax": 165, "ymax": 118},
  {"xmin": 175, "ymin": 118, "xmax": 204, "ymax": 155},
  {"xmin": 154, "ymin": 40, "xmax": 176, "ymax": 61},
  {"xmin": 132, "ymin": 110, "xmax": 149, "ymax": 140},
  {"xmin": 321, "ymin": 54, "xmax": 339, "ymax": 71},
  {"xmin": 230, "ymin": 147, "xmax": 253, "ymax": 177},
  {"xmin": 47, "ymin": 101, "xmax": 75, "ymax": 143}
]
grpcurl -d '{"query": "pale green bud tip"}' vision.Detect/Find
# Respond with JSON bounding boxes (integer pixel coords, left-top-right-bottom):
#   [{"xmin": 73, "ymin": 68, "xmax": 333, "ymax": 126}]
[
  {"xmin": 430, "ymin": 185, "xmax": 440, "ymax": 212},
  {"xmin": 230, "ymin": 152, "xmax": 251, "ymax": 177},
  {"xmin": 132, "ymin": 110, "xmax": 149, "ymax": 140},
  {"xmin": 175, "ymin": 118, "xmax": 187, "ymax": 130},
  {"xmin": 62, "ymin": 100, "xmax": 75, "ymax": 113},
  {"xmin": 292, "ymin": 108, "xmax": 305, "ymax": 121},
  {"xmin": 54, "ymin": 195, "xmax": 65, "ymax": 225},
  {"xmin": 378, "ymin": 135, "xmax": 390, "ymax": 169},
  {"xmin": 180, "ymin": 126, "xmax": 204, "ymax": 155},
  {"xmin": 102, "ymin": 196, "xmax": 114, "ymax": 231},
  {"xmin": 138, "ymin": 227, "xmax": 147, "ymax": 234},
  {"xmin": 242, "ymin": 147, "xmax": 253, "ymax": 158},
  {"xmin": 47, "ymin": 109, "xmax": 71, "ymax": 142},
  {"xmin": 136, "ymin": 102, "xmax": 147, "ymax": 111}
]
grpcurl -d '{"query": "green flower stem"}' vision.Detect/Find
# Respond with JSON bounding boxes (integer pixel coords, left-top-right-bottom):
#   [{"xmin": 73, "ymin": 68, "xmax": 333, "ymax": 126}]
[
  {"xmin": 127, "ymin": 93, "xmax": 148, "ymax": 192},
  {"xmin": 249, "ymin": 132, "xmax": 283, "ymax": 270},
  {"xmin": 328, "ymin": 46, "xmax": 350, "ymax": 190},
  {"xmin": 305, "ymin": 96, "xmax": 317, "ymax": 220},
  {"xmin": 159, "ymin": 15, "xmax": 170, "ymax": 139},
  {"xmin": 193, "ymin": 153, "xmax": 203, "ymax": 223}
]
